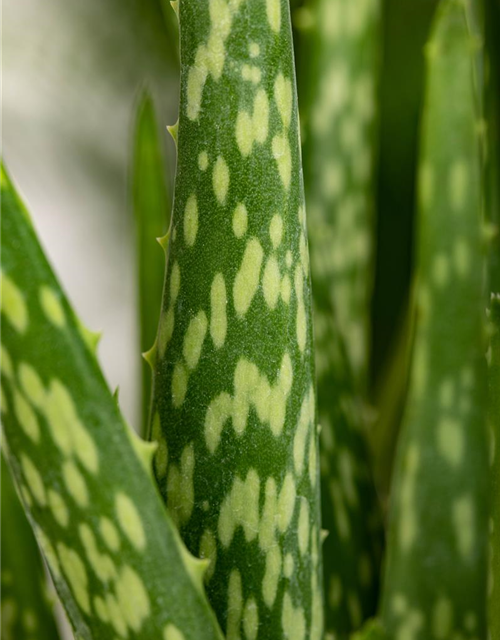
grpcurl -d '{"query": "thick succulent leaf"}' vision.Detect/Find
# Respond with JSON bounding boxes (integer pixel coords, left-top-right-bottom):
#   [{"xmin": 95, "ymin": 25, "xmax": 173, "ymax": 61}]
[
  {"xmin": 295, "ymin": 0, "xmax": 383, "ymax": 635},
  {"xmin": 132, "ymin": 91, "xmax": 170, "ymax": 433},
  {"xmin": 297, "ymin": 0, "xmax": 381, "ymax": 389},
  {"xmin": 489, "ymin": 296, "xmax": 500, "ymax": 639},
  {"xmin": 1, "ymin": 453, "xmax": 61, "ymax": 640},
  {"xmin": 150, "ymin": 1, "xmax": 323, "ymax": 638},
  {"xmin": 380, "ymin": 2, "xmax": 488, "ymax": 638},
  {"xmin": 0, "ymin": 165, "xmax": 224, "ymax": 640},
  {"xmin": 485, "ymin": 0, "xmax": 500, "ymax": 634}
]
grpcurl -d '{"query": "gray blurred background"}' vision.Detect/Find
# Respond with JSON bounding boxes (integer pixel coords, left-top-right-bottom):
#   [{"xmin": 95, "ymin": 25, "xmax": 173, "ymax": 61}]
[{"xmin": 3, "ymin": 0, "xmax": 178, "ymax": 428}]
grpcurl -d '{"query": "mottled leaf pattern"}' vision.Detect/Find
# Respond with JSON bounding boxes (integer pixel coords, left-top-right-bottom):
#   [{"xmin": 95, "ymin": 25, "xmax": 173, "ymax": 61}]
[
  {"xmin": 380, "ymin": 2, "xmax": 488, "ymax": 638},
  {"xmin": 1, "ymin": 453, "xmax": 61, "ymax": 640},
  {"xmin": 296, "ymin": 0, "xmax": 383, "ymax": 635},
  {"xmin": 0, "ymin": 165, "xmax": 224, "ymax": 640},
  {"xmin": 150, "ymin": 1, "xmax": 323, "ymax": 638},
  {"xmin": 297, "ymin": 0, "xmax": 380, "ymax": 389}
]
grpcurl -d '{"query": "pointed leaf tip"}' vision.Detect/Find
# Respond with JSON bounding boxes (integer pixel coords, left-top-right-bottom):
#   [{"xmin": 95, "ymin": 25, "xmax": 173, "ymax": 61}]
[{"xmin": 170, "ymin": 0, "xmax": 179, "ymax": 19}]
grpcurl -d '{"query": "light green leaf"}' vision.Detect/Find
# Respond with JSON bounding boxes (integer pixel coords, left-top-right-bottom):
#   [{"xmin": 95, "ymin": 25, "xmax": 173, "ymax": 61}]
[
  {"xmin": 132, "ymin": 91, "xmax": 170, "ymax": 434},
  {"xmin": 150, "ymin": 0, "xmax": 323, "ymax": 637},
  {"xmin": 0, "ymin": 164, "xmax": 223, "ymax": 640},
  {"xmin": 380, "ymin": 2, "xmax": 488, "ymax": 638}
]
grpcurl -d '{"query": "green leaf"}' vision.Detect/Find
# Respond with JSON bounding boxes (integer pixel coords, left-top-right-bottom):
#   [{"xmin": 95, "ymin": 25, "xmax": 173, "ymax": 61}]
[
  {"xmin": 488, "ymin": 296, "xmax": 500, "ymax": 639},
  {"xmin": 1, "ymin": 453, "xmax": 61, "ymax": 640},
  {"xmin": 0, "ymin": 164, "xmax": 223, "ymax": 640},
  {"xmin": 297, "ymin": 0, "xmax": 381, "ymax": 390},
  {"xmin": 380, "ymin": 2, "xmax": 488, "ymax": 638},
  {"xmin": 132, "ymin": 91, "xmax": 170, "ymax": 434},
  {"xmin": 295, "ymin": 0, "xmax": 383, "ymax": 635},
  {"xmin": 150, "ymin": 1, "xmax": 323, "ymax": 638}
]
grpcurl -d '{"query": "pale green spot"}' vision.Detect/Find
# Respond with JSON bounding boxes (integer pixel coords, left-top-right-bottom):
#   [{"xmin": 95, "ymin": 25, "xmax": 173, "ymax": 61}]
[
  {"xmin": 172, "ymin": 362, "xmax": 188, "ymax": 408},
  {"xmin": 448, "ymin": 160, "xmax": 468, "ymax": 213},
  {"xmin": 280, "ymin": 274, "xmax": 291, "ymax": 304},
  {"xmin": 269, "ymin": 214, "xmax": 283, "ymax": 248},
  {"xmin": 274, "ymin": 74, "xmax": 292, "ymax": 129},
  {"xmin": 278, "ymin": 472, "xmax": 296, "ymax": 533},
  {"xmin": 249, "ymin": 42, "xmax": 260, "ymax": 58},
  {"xmin": 233, "ymin": 203, "xmax": 248, "ymax": 238},
  {"xmin": 115, "ymin": 564, "xmax": 151, "ymax": 631},
  {"xmin": 57, "ymin": 542, "xmax": 90, "ymax": 614},
  {"xmin": 198, "ymin": 151, "xmax": 209, "ymax": 171},
  {"xmin": 233, "ymin": 238, "xmax": 264, "ymax": 317},
  {"xmin": 262, "ymin": 256, "xmax": 281, "ymax": 309},
  {"xmin": 272, "ymin": 134, "xmax": 292, "ymax": 189},
  {"xmin": 294, "ymin": 266, "xmax": 307, "ymax": 352},
  {"xmin": 266, "ymin": 0, "xmax": 281, "ymax": 33},
  {"xmin": 21, "ymin": 454, "xmax": 46, "ymax": 506},
  {"xmin": 62, "ymin": 461, "xmax": 88, "ymax": 508},
  {"xmin": 79, "ymin": 523, "xmax": 116, "ymax": 582},
  {"xmin": 282, "ymin": 592, "xmax": 305, "ymax": 640},
  {"xmin": 437, "ymin": 417, "xmax": 463, "ymax": 466},
  {"xmin": 213, "ymin": 156, "xmax": 230, "ymax": 205},
  {"xmin": 298, "ymin": 499, "xmax": 310, "ymax": 556},
  {"xmin": 48, "ymin": 489, "xmax": 69, "ymax": 527},
  {"xmin": 170, "ymin": 262, "xmax": 181, "ymax": 303},
  {"xmin": 164, "ymin": 624, "xmax": 186, "ymax": 640},
  {"xmin": 243, "ymin": 597, "xmax": 259, "ymax": 640},
  {"xmin": 18, "ymin": 362, "xmax": 45, "ymax": 409},
  {"xmin": 210, "ymin": 274, "xmax": 227, "ymax": 349},
  {"xmin": 453, "ymin": 494, "xmax": 474, "ymax": 559},
  {"xmin": 183, "ymin": 195, "xmax": 198, "ymax": 247},
  {"xmin": 13, "ymin": 390, "xmax": 40, "ymax": 443},
  {"xmin": 1, "ymin": 272, "xmax": 28, "ymax": 333},
  {"xmin": 262, "ymin": 545, "xmax": 281, "ymax": 608},
  {"xmin": 115, "ymin": 492, "xmax": 146, "ymax": 551},
  {"xmin": 205, "ymin": 392, "xmax": 232, "ymax": 454},
  {"xmin": 284, "ymin": 553, "xmax": 294, "ymax": 578},
  {"xmin": 242, "ymin": 64, "xmax": 261, "ymax": 84},
  {"xmin": 183, "ymin": 310, "xmax": 208, "ymax": 370},
  {"xmin": 432, "ymin": 597, "xmax": 453, "ymax": 639},
  {"xmin": 39, "ymin": 286, "xmax": 65, "ymax": 328},
  {"xmin": 227, "ymin": 569, "xmax": 243, "ymax": 640},
  {"xmin": 100, "ymin": 517, "xmax": 121, "ymax": 552}
]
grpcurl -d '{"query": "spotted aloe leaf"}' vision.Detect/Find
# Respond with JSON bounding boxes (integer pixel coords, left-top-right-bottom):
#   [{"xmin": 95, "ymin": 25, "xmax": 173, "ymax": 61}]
[
  {"xmin": 294, "ymin": 0, "xmax": 383, "ymax": 635},
  {"xmin": 380, "ymin": 2, "xmax": 488, "ymax": 638},
  {"xmin": 0, "ymin": 165, "xmax": 224, "ymax": 640},
  {"xmin": 1, "ymin": 453, "xmax": 61, "ymax": 640},
  {"xmin": 489, "ymin": 296, "xmax": 500, "ymax": 639},
  {"xmin": 296, "ymin": 0, "xmax": 381, "ymax": 390},
  {"xmin": 149, "ymin": 0, "xmax": 323, "ymax": 638},
  {"xmin": 132, "ymin": 91, "xmax": 170, "ymax": 433},
  {"xmin": 485, "ymin": 0, "xmax": 500, "ymax": 634}
]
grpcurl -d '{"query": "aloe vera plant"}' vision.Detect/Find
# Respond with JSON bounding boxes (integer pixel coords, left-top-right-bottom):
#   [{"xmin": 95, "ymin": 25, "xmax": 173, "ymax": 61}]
[
  {"xmin": 0, "ymin": 165, "xmax": 224, "ymax": 639},
  {"xmin": 296, "ymin": 0, "xmax": 381, "ymax": 390},
  {"xmin": 133, "ymin": 92, "xmax": 170, "ymax": 432},
  {"xmin": 1, "ymin": 452, "xmax": 61, "ymax": 640},
  {"xmin": 380, "ymin": 2, "xmax": 489, "ymax": 638},
  {"xmin": 149, "ymin": 1, "xmax": 323, "ymax": 637},
  {"xmin": 295, "ymin": 0, "xmax": 383, "ymax": 635}
]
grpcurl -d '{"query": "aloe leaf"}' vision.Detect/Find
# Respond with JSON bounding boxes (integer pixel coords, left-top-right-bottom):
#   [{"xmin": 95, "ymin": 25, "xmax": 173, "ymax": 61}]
[
  {"xmin": 294, "ymin": 0, "xmax": 383, "ymax": 635},
  {"xmin": 296, "ymin": 0, "xmax": 381, "ymax": 390},
  {"xmin": 149, "ymin": 1, "xmax": 323, "ymax": 637},
  {"xmin": 0, "ymin": 164, "xmax": 224, "ymax": 640},
  {"xmin": 132, "ymin": 91, "xmax": 170, "ymax": 433},
  {"xmin": 380, "ymin": 2, "xmax": 488, "ymax": 638},
  {"xmin": 1, "ymin": 453, "xmax": 61, "ymax": 640},
  {"xmin": 485, "ymin": 0, "xmax": 500, "ymax": 634},
  {"xmin": 489, "ymin": 296, "xmax": 500, "ymax": 639}
]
